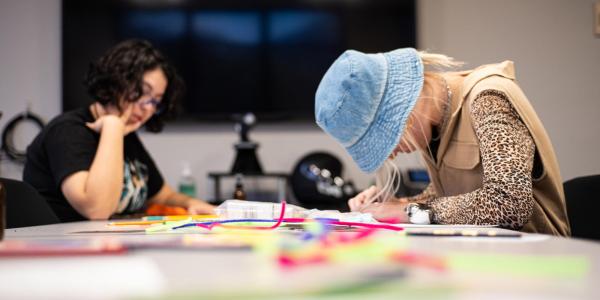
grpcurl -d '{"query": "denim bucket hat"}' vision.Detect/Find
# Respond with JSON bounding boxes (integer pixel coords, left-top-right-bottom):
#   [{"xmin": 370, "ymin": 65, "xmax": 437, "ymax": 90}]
[{"xmin": 315, "ymin": 48, "xmax": 424, "ymax": 173}]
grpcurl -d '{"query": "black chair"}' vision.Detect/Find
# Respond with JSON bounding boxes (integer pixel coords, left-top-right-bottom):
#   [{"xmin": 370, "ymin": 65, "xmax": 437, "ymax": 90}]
[
  {"xmin": 1, "ymin": 181, "xmax": 5, "ymax": 239},
  {"xmin": 564, "ymin": 175, "xmax": 600, "ymax": 241},
  {"xmin": 0, "ymin": 177, "xmax": 60, "ymax": 228}
]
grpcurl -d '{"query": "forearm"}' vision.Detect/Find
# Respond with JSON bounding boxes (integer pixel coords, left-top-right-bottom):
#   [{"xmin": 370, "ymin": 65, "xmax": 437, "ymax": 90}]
[
  {"xmin": 83, "ymin": 118, "xmax": 125, "ymax": 218},
  {"xmin": 429, "ymin": 90, "xmax": 535, "ymax": 229},
  {"xmin": 429, "ymin": 184, "xmax": 533, "ymax": 229},
  {"xmin": 149, "ymin": 184, "xmax": 215, "ymax": 214}
]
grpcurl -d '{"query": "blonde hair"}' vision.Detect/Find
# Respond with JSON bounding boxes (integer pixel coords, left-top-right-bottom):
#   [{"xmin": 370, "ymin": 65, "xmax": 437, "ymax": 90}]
[
  {"xmin": 418, "ymin": 51, "xmax": 464, "ymax": 70},
  {"xmin": 372, "ymin": 159, "xmax": 402, "ymax": 203},
  {"xmin": 364, "ymin": 50, "xmax": 463, "ymax": 205},
  {"xmin": 370, "ymin": 114, "xmax": 431, "ymax": 205}
]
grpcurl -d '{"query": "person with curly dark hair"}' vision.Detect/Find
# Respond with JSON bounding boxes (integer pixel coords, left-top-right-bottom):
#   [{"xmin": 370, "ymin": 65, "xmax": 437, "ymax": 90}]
[{"xmin": 23, "ymin": 39, "xmax": 214, "ymax": 222}]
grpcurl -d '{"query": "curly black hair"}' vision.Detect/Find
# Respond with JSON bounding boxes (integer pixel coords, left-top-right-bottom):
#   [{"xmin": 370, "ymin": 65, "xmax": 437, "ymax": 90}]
[{"xmin": 83, "ymin": 39, "xmax": 183, "ymax": 133}]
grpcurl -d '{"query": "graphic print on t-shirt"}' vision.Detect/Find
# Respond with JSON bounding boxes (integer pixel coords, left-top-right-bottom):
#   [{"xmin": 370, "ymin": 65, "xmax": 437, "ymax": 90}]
[{"xmin": 116, "ymin": 159, "xmax": 149, "ymax": 214}]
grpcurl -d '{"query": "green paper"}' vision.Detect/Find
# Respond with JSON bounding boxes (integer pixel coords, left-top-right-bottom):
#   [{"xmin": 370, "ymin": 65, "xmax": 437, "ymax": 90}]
[{"xmin": 448, "ymin": 253, "xmax": 589, "ymax": 279}]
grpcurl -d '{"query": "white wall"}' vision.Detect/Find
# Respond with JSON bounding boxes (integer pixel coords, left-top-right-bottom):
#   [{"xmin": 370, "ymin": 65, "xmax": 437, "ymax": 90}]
[
  {"xmin": 418, "ymin": 0, "xmax": 600, "ymax": 180},
  {"xmin": 1, "ymin": 0, "xmax": 599, "ymax": 200},
  {"xmin": 0, "ymin": 0, "xmax": 61, "ymax": 179}
]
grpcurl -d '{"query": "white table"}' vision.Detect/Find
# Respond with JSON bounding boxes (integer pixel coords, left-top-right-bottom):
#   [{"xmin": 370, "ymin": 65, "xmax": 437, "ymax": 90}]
[{"xmin": 2, "ymin": 221, "xmax": 599, "ymax": 299}]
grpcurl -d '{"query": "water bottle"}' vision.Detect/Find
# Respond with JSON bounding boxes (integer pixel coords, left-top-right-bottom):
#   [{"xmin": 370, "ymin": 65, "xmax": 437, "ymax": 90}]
[{"xmin": 178, "ymin": 162, "xmax": 197, "ymax": 198}]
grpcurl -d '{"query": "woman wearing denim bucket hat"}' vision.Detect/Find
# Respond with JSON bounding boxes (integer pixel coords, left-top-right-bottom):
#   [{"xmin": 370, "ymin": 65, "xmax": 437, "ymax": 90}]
[{"xmin": 315, "ymin": 48, "xmax": 570, "ymax": 236}]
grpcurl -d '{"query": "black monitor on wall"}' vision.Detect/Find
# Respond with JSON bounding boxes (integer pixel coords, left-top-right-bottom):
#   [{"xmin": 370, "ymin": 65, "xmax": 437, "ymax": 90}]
[{"xmin": 63, "ymin": 0, "xmax": 416, "ymax": 122}]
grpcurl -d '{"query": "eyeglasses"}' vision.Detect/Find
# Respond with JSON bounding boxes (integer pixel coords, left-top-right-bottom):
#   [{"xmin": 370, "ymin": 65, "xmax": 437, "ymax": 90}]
[{"xmin": 138, "ymin": 98, "xmax": 165, "ymax": 114}]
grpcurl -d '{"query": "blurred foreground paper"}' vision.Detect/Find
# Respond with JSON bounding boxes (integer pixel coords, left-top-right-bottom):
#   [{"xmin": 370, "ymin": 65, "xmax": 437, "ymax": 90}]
[{"xmin": 0, "ymin": 256, "xmax": 165, "ymax": 300}]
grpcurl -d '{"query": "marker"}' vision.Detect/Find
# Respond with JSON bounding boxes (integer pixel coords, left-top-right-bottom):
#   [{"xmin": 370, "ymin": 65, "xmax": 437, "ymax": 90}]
[
  {"xmin": 142, "ymin": 215, "xmax": 219, "ymax": 221},
  {"xmin": 109, "ymin": 220, "xmax": 166, "ymax": 226}
]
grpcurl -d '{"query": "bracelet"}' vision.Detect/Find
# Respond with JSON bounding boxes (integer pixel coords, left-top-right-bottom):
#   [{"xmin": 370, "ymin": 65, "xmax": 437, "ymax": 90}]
[{"xmin": 405, "ymin": 203, "xmax": 432, "ymax": 224}]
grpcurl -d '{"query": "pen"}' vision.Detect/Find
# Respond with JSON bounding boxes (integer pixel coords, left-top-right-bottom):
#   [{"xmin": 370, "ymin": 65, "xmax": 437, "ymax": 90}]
[{"xmin": 109, "ymin": 215, "xmax": 219, "ymax": 226}]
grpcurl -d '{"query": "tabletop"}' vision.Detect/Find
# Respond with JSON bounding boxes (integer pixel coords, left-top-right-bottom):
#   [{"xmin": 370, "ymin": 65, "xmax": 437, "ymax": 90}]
[{"xmin": 1, "ymin": 221, "xmax": 599, "ymax": 299}]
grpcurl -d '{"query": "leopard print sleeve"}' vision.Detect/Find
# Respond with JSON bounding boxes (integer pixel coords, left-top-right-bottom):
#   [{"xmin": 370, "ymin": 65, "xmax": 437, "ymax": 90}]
[{"xmin": 428, "ymin": 90, "xmax": 535, "ymax": 230}]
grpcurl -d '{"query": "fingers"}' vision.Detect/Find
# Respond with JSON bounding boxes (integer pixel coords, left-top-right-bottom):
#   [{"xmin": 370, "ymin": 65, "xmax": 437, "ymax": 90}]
[
  {"xmin": 85, "ymin": 120, "xmax": 102, "ymax": 133},
  {"xmin": 348, "ymin": 189, "xmax": 365, "ymax": 211},
  {"xmin": 187, "ymin": 201, "xmax": 216, "ymax": 215},
  {"xmin": 187, "ymin": 206, "xmax": 199, "ymax": 215},
  {"xmin": 124, "ymin": 121, "xmax": 142, "ymax": 135},
  {"xmin": 357, "ymin": 202, "xmax": 381, "ymax": 214},
  {"xmin": 357, "ymin": 201, "xmax": 406, "ymax": 223},
  {"xmin": 120, "ymin": 104, "xmax": 139, "ymax": 135},
  {"xmin": 364, "ymin": 185, "xmax": 378, "ymax": 199},
  {"xmin": 94, "ymin": 103, "xmax": 108, "ymax": 116},
  {"xmin": 87, "ymin": 115, "xmax": 127, "ymax": 134},
  {"xmin": 397, "ymin": 197, "xmax": 409, "ymax": 203},
  {"xmin": 121, "ymin": 103, "xmax": 135, "ymax": 121},
  {"xmin": 348, "ymin": 197, "xmax": 361, "ymax": 211},
  {"xmin": 348, "ymin": 185, "xmax": 378, "ymax": 211}
]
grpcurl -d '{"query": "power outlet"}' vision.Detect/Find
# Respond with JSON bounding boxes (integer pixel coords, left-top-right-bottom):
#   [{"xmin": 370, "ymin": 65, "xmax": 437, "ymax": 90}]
[{"xmin": 596, "ymin": 2, "xmax": 600, "ymax": 36}]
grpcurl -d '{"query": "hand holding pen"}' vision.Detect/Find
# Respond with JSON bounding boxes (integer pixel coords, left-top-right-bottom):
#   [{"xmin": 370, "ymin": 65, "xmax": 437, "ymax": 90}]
[
  {"xmin": 348, "ymin": 186, "xmax": 411, "ymax": 223},
  {"xmin": 348, "ymin": 185, "xmax": 380, "ymax": 211}
]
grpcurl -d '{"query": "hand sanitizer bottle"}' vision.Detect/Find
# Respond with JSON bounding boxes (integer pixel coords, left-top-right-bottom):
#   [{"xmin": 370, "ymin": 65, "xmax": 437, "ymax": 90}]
[{"xmin": 178, "ymin": 161, "xmax": 196, "ymax": 198}]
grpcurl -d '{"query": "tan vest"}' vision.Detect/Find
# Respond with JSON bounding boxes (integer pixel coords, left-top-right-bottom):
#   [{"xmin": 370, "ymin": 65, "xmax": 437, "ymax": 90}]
[{"xmin": 422, "ymin": 61, "xmax": 570, "ymax": 236}]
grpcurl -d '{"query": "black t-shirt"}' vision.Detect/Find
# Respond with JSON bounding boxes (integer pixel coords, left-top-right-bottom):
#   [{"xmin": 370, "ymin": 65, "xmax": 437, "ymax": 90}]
[{"xmin": 23, "ymin": 107, "xmax": 164, "ymax": 222}]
